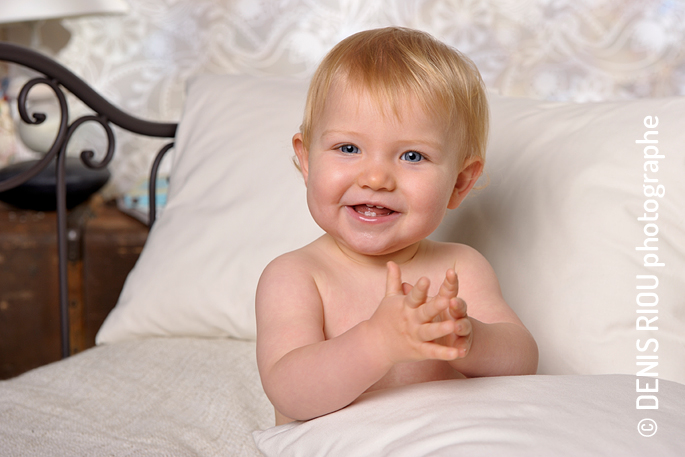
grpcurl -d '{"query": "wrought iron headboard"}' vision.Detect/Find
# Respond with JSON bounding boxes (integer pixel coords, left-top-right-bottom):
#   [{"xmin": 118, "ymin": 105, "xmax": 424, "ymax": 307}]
[{"xmin": 0, "ymin": 42, "xmax": 178, "ymax": 359}]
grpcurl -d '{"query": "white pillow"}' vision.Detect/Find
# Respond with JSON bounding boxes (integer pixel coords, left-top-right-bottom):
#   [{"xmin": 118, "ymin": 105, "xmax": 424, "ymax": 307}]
[
  {"xmin": 96, "ymin": 75, "xmax": 321, "ymax": 342},
  {"xmin": 432, "ymin": 95, "xmax": 685, "ymax": 384},
  {"xmin": 253, "ymin": 374, "xmax": 685, "ymax": 456},
  {"xmin": 97, "ymin": 75, "xmax": 685, "ymax": 386}
]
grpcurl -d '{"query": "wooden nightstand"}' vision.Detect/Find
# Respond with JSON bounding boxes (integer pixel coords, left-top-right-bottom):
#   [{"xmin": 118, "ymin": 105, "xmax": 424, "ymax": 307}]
[{"xmin": 0, "ymin": 197, "xmax": 148, "ymax": 379}]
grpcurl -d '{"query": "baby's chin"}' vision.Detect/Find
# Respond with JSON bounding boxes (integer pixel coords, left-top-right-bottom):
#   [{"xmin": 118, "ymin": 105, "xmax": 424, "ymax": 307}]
[{"xmin": 332, "ymin": 237, "xmax": 423, "ymax": 265}]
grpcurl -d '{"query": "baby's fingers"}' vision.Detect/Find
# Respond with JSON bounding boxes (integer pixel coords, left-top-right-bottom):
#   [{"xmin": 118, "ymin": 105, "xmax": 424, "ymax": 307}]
[
  {"xmin": 452, "ymin": 334, "xmax": 473, "ymax": 359},
  {"xmin": 419, "ymin": 294, "xmax": 451, "ymax": 323},
  {"xmin": 449, "ymin": 297, "xmax": 468, "ymax": 319},
  {"xmin": 420, "ymin": 342, "xmax": 459, "ymax": 361},
  {"xmin": 405, "ymin": 277, "xmax": 430, "ymax": 308},
  {"xmin": 385, "ymin": 261, "xmax": 403, "ymax": 296},
  {"xmin": 401, "ymin": 282, "xmax": 413, "ymax": 295},
  {"xmin": 437, "ymin": 268, "xmax": 459, "ymax": 299},
  {"xmin": 452, "ymin": 318, "xmax": 473, "ymax": 359},
  {"xmin": 418, "ymin": 319, "xmax": 456, "ymax": 342},
  {"xmin": 454, "ymin": 317, "xmax": 472, "ymax": 337}
]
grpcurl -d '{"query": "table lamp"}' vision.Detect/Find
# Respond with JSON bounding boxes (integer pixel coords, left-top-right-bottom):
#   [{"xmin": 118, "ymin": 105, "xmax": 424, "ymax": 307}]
[
  {"xmin": 0, "ymin": 0, "xmax": 129, "ymax": 210},
  {"xmin": 1, "ymin": 0, "xmax": 130, "ymax": 49}
]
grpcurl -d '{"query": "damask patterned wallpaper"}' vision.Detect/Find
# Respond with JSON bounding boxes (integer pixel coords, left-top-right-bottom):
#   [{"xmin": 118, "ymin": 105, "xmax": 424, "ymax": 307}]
[{"xmin": 52, "ymin": 0, "xmax": 685, "ymax": 193}]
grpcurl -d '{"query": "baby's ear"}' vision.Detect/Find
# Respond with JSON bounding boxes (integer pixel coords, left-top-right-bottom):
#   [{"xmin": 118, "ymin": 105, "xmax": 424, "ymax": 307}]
[
  {"xmin": 447, "ymin": 157, "xmax": 483, "ymax": 209},
  {"xmin": 292, "ymin": 133, "xmax": 310, "ymax": 185}
]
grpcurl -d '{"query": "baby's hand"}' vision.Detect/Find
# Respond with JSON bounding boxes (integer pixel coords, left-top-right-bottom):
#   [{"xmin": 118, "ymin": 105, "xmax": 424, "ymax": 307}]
[
  {"xmin": 431, "ymin": 269, "xmax": 473, "ymax": 359},
  {"xmin": 369, "ymin": 262, "xmax": 459, "ymax": 365}
]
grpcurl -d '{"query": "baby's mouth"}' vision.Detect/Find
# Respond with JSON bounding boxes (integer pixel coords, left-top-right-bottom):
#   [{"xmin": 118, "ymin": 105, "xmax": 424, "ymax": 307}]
[{"xmin": 353, "ymin": 204, "xmax": 395, "ymax": 217}]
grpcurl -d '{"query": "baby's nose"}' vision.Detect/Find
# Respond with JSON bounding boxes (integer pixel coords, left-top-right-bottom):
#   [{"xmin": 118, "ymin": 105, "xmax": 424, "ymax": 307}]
[{"xmin": 358, "ymin": 159, "xmax": 396, "ymax": 191}]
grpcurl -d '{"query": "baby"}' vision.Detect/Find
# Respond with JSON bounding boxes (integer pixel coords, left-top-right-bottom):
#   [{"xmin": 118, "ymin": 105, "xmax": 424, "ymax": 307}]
[{"xmin": 256, "ymin": 27, "xmax": 538, "ymax": 426}]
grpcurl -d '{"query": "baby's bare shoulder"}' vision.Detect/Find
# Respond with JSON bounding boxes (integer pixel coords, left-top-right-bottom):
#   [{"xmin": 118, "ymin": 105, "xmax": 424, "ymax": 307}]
[
  {"xmin": 424, "ymin": 240, "xmax": 487, "ymax": 269},
  {"xmin": 256, "ymin": 236, "xmax": 334, "ymax": 313},
  {"xmin": 427, "ymin": 241, "xmax": 518, "ymax": 323},
  {"xmin": 261, "ymin": 238, "xmax": 328, "ymax": 280}
]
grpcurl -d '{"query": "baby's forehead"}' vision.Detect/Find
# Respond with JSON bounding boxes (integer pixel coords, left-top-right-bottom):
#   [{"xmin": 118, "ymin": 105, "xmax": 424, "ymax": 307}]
[{"xmin": 323, "ymin": 78, "xmax": 448, "ymax": 128}]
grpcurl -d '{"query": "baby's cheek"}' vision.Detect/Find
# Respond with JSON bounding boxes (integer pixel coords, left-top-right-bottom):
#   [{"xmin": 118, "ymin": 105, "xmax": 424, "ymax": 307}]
[{"xmin": 422, "ymin": 199, "xmax": 452, "ymax": 232}]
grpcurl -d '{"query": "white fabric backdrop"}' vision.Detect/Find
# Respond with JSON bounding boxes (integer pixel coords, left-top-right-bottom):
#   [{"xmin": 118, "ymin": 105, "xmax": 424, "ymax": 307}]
[{"xmin": 54, "ymin": 0, "xmax": 685, "ymax": 193}]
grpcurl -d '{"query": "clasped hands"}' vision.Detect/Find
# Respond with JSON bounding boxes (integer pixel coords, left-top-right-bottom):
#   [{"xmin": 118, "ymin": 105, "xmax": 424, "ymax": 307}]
[{"xmin": 370, "ymin": 261, "xmax": 473, "ymax": 365}]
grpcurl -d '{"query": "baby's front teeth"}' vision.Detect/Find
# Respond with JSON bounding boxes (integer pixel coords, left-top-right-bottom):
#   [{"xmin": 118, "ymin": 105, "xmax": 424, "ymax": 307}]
[
  {"xmin": 354, "ymin": 204, "xmax": 393, "ymax": 217},
  {"xmin": 363, "ymin": 204, "xmax": 380, "ymax": 216}
]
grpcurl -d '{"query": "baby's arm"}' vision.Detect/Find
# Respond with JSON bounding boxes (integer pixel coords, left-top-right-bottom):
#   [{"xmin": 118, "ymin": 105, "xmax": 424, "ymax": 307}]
[
  {"xmin": 256, "ymin": 257, "xmax": 457, "ymax": 422},
  {"xmin": 433, "ymin": 246, "xmax": 539, "ymax": 377}
]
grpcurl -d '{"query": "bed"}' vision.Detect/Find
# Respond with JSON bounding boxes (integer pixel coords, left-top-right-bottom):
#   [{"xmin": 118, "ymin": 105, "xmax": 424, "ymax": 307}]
[{"xmin": 1, "ymin": 42, "xmax": 684, "ymax": 456}]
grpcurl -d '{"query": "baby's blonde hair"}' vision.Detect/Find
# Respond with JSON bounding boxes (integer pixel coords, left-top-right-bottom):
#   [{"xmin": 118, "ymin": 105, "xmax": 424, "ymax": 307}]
[{"xmin": 300, "ymin": 27, "xmax": 489, "ymax": 166}]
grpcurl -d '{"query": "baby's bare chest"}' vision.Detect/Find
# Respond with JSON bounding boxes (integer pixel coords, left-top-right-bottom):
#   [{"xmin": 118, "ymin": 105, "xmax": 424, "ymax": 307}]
[
  {"xmin": 318, "ymin": 265, "xmax": 450, "ymax": 338},
  {"xmin": 319, "ymin": 271, "xmax": 464, "ymax": 390},
  {"xmin": 321, "ymin": 281, "xmax": 380, "ymax": 339}
]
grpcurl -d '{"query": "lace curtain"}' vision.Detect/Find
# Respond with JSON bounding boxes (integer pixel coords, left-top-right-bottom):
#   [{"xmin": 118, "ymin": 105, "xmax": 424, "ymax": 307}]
[{"xmin": 52, "ymin": 0, "xmax": 685, "ymax": 193}]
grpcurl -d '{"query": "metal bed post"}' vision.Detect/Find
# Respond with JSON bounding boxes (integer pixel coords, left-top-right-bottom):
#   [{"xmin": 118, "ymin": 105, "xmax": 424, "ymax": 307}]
[{"xmin": 0, "ymin": 42, "xmax": 177, "ymax": 358}]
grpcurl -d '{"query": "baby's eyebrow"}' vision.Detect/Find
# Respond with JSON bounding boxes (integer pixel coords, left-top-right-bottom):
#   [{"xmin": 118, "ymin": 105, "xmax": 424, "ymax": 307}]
[
  {"xmin": 385, "ymin": 137, "xmax": 446, "ymax": 154},
  {"xmin": 321, "ymin": 130, "xmax": 443, "ymax": 151},
  {"xmin": 321, "ymin": 129, "xmax": 358, "ymax": 140}
]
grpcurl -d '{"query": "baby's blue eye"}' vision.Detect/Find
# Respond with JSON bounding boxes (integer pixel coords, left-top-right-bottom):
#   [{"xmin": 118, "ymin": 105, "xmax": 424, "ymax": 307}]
[
  {"xmin": 339, "ymin": 144, "xmax": 359, "ymax": 154},
  {"xmin": 401, "ymin": 151, "xmax": 423, "ymax": 162}
]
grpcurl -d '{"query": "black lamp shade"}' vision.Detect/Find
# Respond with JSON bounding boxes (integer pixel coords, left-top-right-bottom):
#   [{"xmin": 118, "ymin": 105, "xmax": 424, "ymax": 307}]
[{"xmin": 0, "ymin": 158, "xmax": 110, "ymax": 211}]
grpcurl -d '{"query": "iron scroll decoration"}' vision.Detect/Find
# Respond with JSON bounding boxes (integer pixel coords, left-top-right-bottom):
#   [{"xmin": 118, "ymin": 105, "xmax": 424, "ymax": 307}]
[{"xmin": 0, "ymin": 42, "xmax": 178, "ymax": 359}]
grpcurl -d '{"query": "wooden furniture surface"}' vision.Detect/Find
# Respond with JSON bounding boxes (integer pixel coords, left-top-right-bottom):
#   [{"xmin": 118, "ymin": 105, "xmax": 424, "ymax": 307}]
[{"xmin": 0, "ymin": 198, "xmax": 148, "ymax": 379}]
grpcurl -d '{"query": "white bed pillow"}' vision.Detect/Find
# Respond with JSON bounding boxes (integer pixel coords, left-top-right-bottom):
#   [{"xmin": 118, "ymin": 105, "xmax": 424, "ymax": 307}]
[
  {"xmin": 96, "ymin": 75, "xmax": 685, "ymax": 385},
  {"xmin": 96, "ymin": 75, "xmax": 321, "ymax": 342},
  {"xmin": 432, "ymin": 95, "xmax": 685, "ymax": 384},
  {"xmin": 253, "ymin": 374, "xmax": 685, "ymax": 456}
]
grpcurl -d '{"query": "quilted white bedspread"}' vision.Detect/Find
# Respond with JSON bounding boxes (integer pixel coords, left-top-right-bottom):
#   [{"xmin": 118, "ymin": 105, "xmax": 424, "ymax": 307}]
[{"xmin": 0, "ymin": 337, "xmax": 273, "ymax": 456}]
